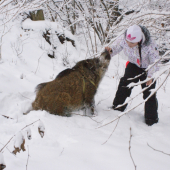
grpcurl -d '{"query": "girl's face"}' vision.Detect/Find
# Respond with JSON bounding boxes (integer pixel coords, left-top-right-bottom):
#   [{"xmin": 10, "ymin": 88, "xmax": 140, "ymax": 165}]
[{"xmin": 126, "ymin": 40, "xmax": 138, "ymax": 48}]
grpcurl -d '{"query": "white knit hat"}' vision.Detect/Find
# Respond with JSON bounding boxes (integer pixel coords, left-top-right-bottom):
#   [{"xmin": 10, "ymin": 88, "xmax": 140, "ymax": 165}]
[{"xmin": 126, "ymin": 25, "xmax": 143, "ymax": 43}]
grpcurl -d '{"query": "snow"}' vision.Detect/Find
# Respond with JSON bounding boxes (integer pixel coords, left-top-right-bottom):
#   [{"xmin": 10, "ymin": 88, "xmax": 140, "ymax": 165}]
[
  {"xmin": 14, "ymin": 132, "xmax": 24, "ymax": 149},
  {"xmin": 0, "ymin": 20, "xmax": 170, "ymax": 170},
  {"xmin": 38, "ymin": 121, "xmax": 45, "ymax": 131},
  {"xmin": 22, "ymin": 19, "xmax": 63, "ymax": 33},
  {"xmin": 0, "ymin": 153, "xmax": 5, "ymax": 165}
]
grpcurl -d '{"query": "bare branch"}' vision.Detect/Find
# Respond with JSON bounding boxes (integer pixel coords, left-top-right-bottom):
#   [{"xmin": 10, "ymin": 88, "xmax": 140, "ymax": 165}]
[
  {"xmin": 34, "ymin": 52, "xmax": 45, "ymax": 74},
  {"xmin": 26, "ymin": 145, "xmax": 30, "ymax": 170},
  {"xmin": 102, "ymin": 118, "xmax": 120, "ymax": 145},
  {"xmin": 147, "ymin": 143, "xmax": 170, "ymax": 156},
  {"xmin": 129, "ymin": 127, "xmax": 137, "ymax": 170},
  {"xmin": 1, "ymin": 115, "xmax": 14, "ymax": 119},
  {"xmin": 59, "ymin": 148, "xmax": 64, "ymax": 156},
  {"xmin": 19, "ymin": 92, "xmax": 32, "ymax": 100}
]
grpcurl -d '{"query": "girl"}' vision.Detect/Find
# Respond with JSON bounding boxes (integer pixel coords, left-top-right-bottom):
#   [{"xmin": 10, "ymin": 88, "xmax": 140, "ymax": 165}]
[{"xmin": 105, "ymin": 25, "xmax": 159, "ymax": 126}]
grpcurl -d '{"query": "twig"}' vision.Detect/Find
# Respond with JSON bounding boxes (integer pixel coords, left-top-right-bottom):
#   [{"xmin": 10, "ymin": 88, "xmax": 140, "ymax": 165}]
[
  {"xmin": 21, "ymin": 119, "xmax": 40, "ymax": 130},
  {"xmin": 147, "ymin": 143, "xmax": 170, "ymax": 156},
  {"xmin": 35, "ymin": 52, "xmax": 45, "ymax": 74},
  {"xmin": 26, "ymin": 145, "xmax": 30, "ymax": 170},
  {"xmin": 97, "ymin": 115, "xmax": 111, "ymax": 124},
  {"xmin": 88, "ymin": 116, "xmax": 101, "ymax": 123},
  {"xmin": 0, "ymin": 136, "xmax": 13, "ymax": 153},
  {"xmin": 72, "ymin": 112, "xmax": 96, "ymax": 117},
  {"xmin": 6, "ymin": 146, "xmax": 17, "ymax": 157},
  {"xmin": 0, "ymin": 143, "xmax": 16, "ymax": 157},
  {"xmin": 97, "ymin": 96, "xmax": 110, "ymax": 106},
  {"xmin": 1, "ymin": 115, "xmax": 14, "ymax": 119},
  {"xmin": 59, "ymin": 148, "xmax": 64, "ymax": 156},
  {"xmin": 19, "ymin": 92, "xmax": 32, "ymax": 100},
  {"xmin": 102, "ymin": 118, "xmax": 120, "ymax": 145},
  {"xmin": 129, "ymin": 128, "xmax": 137, "ymax": 170}
]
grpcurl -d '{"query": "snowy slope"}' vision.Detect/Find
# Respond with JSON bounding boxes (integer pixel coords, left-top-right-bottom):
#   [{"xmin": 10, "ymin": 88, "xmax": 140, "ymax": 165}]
[{"xmin": 0, "ymin": 21, "xmax": 170, "ymax": 170}]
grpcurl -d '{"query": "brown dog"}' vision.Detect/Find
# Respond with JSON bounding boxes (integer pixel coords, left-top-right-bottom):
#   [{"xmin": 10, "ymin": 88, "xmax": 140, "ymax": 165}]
[{"xmin": 31, "ymin": 50, "xmax": 111, "ymax": 116}]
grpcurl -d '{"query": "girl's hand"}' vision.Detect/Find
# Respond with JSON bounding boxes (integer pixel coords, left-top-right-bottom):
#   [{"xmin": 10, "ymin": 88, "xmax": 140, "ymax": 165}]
[
  {"xmin": 146, "ymin": 79, "xmax": 152, "ymax": 86},
  {"xmin": 105, "ymin": 47, "xmax": 112, "ymax": 54}
]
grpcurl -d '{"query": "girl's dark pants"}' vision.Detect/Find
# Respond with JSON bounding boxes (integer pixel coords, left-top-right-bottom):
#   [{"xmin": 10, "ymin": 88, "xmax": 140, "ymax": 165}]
[{"xmin": 113, "ymin": 62, "xmax": 158, "ymax": 124}]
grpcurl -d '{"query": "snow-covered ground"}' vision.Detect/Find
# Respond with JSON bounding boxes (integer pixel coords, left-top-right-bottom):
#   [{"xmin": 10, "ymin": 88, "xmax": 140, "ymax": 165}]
[{"xmin": 0, "ymin": 21, "xmax": 170, "ymax": 170}]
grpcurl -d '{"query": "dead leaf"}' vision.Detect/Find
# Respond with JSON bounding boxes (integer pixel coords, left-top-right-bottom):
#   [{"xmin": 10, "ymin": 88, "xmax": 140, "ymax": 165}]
[
  {"xmin": 0, "ymin": 164, "xmax": 6, "ymax": 170},
  {"xmin": 0, "ymin": 153, "xmax": 6, "ymax": 170},
  {"xmin": 38, "ymin": 127, "xmax": 44, "ymax": 138},
  {"xmin": 21, "ymin": 139, "xmax": 26, "ymax": 151},
  {"xmin": 38, "ymin": 121, "xmax": 45, "ymax": 138},
  {"xmin": 12, "ymin": 147, "xmax": 20, "ymax": 155}
]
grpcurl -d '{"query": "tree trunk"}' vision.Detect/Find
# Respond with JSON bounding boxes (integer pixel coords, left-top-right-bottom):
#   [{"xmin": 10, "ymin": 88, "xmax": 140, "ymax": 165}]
[
  {"xmin": 105, "ymin": 0, "xmax": 120, "ymax": 43},
  {"xmin": 30, "ymin": 10, "xmax": 45, "ymax": 21}
]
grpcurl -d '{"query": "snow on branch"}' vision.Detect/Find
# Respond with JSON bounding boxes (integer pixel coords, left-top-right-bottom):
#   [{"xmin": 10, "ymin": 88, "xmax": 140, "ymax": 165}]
[
  {"xmin": 0, "ymin": 119, "xmax": 40, "ymax": 153},
  {"xmin": 98, "ymin": 68, "xmax": 170, "ymax": 128},
  {"xmin": 12, "ymin": 132, "xmax": 26, "ymax": 155},
  {"xmin": 0, "ymin": 0, "xmax": 47, "ymax": 26}
]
